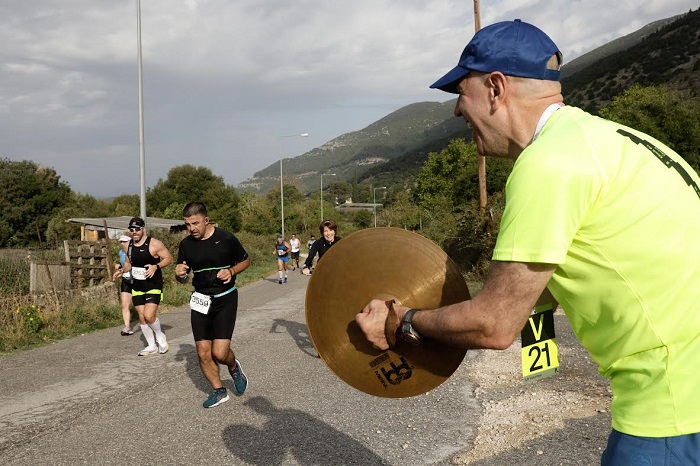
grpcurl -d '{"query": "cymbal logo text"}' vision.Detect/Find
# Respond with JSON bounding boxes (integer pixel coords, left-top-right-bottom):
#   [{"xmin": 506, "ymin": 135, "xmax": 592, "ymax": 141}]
[{"xmin": 379, "ymin": 356, "xmax": 413, "ymax": 386}]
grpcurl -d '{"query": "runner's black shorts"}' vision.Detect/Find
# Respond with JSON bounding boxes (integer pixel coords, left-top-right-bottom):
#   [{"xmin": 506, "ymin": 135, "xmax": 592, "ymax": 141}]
[
  {"xmin": 120, "ymin": 279, "xmax": 132, "ymax": 294},
  {"xmin": 291, "ymin": 251, "xmax": 300, "ymax": 260},
  {"xmin": 191, "ymin": 289, "xmax": 239, "ymax": 341},
  {"xmin": 132, "ymin": 291, "xmax": 162, "ymax": 306}
]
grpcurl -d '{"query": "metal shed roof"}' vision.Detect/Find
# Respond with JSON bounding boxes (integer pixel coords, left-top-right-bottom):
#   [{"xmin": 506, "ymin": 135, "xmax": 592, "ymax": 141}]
[{"xmin": 66, "ymin": 216, "xmax": 185, "ymax": 230}]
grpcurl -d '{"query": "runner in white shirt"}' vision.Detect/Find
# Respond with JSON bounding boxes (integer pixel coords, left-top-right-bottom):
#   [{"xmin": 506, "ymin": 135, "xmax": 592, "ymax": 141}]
[{"xmin": 289, "ymin": 234, "xmax": 301, "ymax": 271}]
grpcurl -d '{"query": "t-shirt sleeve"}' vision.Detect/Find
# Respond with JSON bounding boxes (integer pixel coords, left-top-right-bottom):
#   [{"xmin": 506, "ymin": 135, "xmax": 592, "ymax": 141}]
[
  {"xmin": 493, "ymin": 144, "xmax": 602, "ymax": 264},
  {"xmin": 304, "ymin": 241, "xmax": 319, "ymax": 268},
  {"xmin": 176, "ymin": 241, "xmax": 187, "ymax": 265},
  {"xmin": 229, "ymin": 234, "xmax": 249, "ymax": 264}
]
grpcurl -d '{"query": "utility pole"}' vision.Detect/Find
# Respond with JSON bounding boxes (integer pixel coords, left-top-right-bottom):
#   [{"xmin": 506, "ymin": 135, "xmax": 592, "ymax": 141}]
[{"xmin": 473, "ymin": 0, "xmax": 487, "ymax": 215}]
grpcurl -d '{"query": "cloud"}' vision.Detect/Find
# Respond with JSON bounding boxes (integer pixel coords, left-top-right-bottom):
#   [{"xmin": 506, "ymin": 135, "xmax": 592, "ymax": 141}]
[{"xmin": 0, "ymin": 0, "xmax": 696, "ymax": 197}]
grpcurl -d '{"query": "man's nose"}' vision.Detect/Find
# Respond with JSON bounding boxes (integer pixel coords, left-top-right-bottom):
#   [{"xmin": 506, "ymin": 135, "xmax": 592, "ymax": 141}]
[{"xmin": 453, "ymin": 100, "xmax": 462, "ymax": 117}]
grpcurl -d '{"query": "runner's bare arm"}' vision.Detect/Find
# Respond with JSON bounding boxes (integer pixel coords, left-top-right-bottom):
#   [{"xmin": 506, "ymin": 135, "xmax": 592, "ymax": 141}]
[{"xmin": 147, "ymin": 239, "xmax": 174, "ymax": 276}]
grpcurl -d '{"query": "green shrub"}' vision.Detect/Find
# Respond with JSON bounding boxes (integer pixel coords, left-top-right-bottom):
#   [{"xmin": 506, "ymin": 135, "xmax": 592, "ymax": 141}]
[{"xmin": 16, "ymin": 304, "xmax": 42, "ymax": 333}]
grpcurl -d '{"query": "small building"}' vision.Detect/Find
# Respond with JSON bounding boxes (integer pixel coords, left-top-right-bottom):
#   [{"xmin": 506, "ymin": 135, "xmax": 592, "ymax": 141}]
[
  {"xmin": 66, "ymin": 216, "xmax": 186, "ymax": 241},
  {"xmin": 334, "ymin": 200, "xmax": 382, "ymax": 213}
]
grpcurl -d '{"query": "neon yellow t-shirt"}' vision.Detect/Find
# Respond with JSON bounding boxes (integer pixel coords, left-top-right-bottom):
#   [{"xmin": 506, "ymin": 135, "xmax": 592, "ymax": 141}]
[{"xmin": 493, "ymin": 106, "xmax": 700, "ymax": 437}]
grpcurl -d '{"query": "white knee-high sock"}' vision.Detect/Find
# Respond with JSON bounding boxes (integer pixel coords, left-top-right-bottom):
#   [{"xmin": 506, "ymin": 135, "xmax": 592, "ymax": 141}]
[
  {"xmin": 279, "ymin": 271, "xmax": 283, "ymax": 279},
  {"xmin": 148, "ymin": 317, "xmax": 164, "ymax": 338},
  {"xmin": 140, "ymin": 323, "xmax": 156, "ymax": 348}
]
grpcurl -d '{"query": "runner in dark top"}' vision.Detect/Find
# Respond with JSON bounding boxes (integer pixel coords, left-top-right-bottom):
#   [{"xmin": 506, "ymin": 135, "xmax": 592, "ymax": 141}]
[
  {"xmin": 114, "ymin": 217, "xmax": 173, "ymax": 356},
  {"xmin": 302, "ymin": 220, "xmax": 341, "ymax": 274},
  {"xmin": 175, "ymin": 202, "xmax": 251, "ymax": 408}
]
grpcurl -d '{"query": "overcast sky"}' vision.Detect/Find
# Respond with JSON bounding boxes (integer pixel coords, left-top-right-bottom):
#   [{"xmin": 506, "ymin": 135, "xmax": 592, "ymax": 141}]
[{"xmin": 1, "ymin": 1, "xmax": 697, "ymax": 198}]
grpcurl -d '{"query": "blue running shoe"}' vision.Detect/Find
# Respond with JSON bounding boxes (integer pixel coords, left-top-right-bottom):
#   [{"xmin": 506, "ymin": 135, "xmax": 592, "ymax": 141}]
[
  {"xmin": 230, "ymin": 359, "xmax": 248, "ymax": 395},
  {"xmin": 203, "ymin": 388, "xmax": 229, "ymax": 408}
]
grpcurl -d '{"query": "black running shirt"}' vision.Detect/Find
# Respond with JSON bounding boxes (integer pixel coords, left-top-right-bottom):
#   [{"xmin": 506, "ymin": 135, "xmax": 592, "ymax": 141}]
[{"xmin": 176, "ymin": 227, "xmax": 248, "ymax": 296}]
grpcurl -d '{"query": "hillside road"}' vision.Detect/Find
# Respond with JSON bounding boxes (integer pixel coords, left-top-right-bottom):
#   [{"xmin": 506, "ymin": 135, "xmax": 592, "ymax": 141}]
[{"xmin": 0, "ymin": 271, "xmax": 611, "ymax": 465}]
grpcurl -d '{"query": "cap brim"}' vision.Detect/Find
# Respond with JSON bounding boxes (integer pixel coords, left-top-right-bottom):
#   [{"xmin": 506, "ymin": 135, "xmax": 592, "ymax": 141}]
[{"xmin": 430, "ymin": 65, "xmax": 471, "ymax": 94}]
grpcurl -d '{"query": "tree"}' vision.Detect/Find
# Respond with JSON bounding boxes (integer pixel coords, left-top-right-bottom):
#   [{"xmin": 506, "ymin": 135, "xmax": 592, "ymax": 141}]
[
  {"xmin": 147, "ymin": 165, "xmax": 242, "ymax": 231},
  {"xmin": 264, "ymin": 184, "xmax": 305, "ymax": 234},
  {"xmin": 413, "ymin": 139, "xmax": 513, "ymax": 276},
  {"xmin": 109, "ymin": 194, "xmax": 139, "ymax": 217},
  {"xmin": 415, "ymin": 139, "xmax": 479, "ymax": 212},
  {"xmin": 600, "ymin": 84, "xmax": 700, "ymax": 173},
  {"xmin": 326, "ymin": 181, "xmax": 352, "ymax": 205},
  {"xmin": 239, "ymin": 192, "xmax": 278, "ymax": 235},
  {"xmin": 46, "ymin": 193, "xmax": 112, "ymax": 243},
  {"xmin": 0, "ymin": 159, "xmax": 73, "ymax": 246},
  {"xmin": 352, "ymin": 210, "xmax": 372, "ymax": 229},
  {"xmin": 379, "ymin": 190, "xmax": 420, "ymax": 229},
  {"xmin": 288, "ymin": 200, "xmax": 319, "ymax": 236}
]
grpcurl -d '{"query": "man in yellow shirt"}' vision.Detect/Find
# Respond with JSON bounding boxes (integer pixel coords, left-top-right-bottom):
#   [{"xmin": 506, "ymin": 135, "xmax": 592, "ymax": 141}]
[{"xmin": 356, "ymin": 19, "xmax": 700, "ymax": 464}]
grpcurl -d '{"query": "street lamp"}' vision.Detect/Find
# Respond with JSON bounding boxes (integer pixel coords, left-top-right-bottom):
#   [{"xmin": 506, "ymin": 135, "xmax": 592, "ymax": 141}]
[
  {"xmin": 373, "ymin": 186, "xmax": 387, "ymax": 228},
  {"xmin": 136, "ymin": 0, "xmax": 147, "ymax": 219},
  {"xmin": 279, "ymin": 133, "xmax": 309, "ymax": 238},
  {"xmin": 320, "ymin": 173, "xmax": 336, "ymax": 221}
]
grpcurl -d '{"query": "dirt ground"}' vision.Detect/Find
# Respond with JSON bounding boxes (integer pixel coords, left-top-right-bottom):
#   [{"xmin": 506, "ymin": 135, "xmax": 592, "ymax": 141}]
[{"xmin": 450, "ymin": 310, "xmax": 613, "ymax": 465}]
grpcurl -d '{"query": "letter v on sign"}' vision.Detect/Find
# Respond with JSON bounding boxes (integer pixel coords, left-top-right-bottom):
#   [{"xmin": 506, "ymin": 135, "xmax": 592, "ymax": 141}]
[{"xmin": 529, "ymin": 314, "xmax": 544, "ymax": 341}]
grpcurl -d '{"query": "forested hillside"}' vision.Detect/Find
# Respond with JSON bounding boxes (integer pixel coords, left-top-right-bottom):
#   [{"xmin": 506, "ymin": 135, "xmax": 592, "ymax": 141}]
[{"xmin": 239, "ymin": 8, "xmax": 700, "ymax": 196}]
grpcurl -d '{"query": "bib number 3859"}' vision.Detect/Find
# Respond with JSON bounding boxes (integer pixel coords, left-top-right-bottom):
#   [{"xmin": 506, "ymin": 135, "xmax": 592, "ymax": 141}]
[{"xmin": 521, "ymin": 304, "xmax": 560, "ymax": 382}]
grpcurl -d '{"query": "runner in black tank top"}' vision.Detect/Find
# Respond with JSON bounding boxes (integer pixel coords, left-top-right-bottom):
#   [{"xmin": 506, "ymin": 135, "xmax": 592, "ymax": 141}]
[
  {"xmin": 130, "ymin": 236, "xmax": 164, "ymax": 293},
  {"xmin": 116, "ymin": 217, "xmax": 173, "ymax": 356}
]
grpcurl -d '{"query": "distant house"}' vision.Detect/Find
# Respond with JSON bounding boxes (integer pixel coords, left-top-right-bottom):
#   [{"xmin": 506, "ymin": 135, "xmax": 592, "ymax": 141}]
[
  {"xmin": 66, "ymin": 216, "xmax": 186, "ymax": 241},
  {"xmin": 334, "ymin": 198, "xmax": 383, "ymax": 213}
]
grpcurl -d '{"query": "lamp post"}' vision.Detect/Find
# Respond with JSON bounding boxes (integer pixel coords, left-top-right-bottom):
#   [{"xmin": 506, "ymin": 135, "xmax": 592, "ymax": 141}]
[
  {"xmin": 320, "ymin": 173, "xmax": 336, "ymax": 221},
  {"xmin": 136, "ymin": 0, "xmax": 147, "ymax": 220},
  {"xmin": 279, "ymin": 133, "xmax": 309, "ymax": 238},
  {"xmin": 373, "ymin": 186, "xmax": 387, "ymax": 228}
]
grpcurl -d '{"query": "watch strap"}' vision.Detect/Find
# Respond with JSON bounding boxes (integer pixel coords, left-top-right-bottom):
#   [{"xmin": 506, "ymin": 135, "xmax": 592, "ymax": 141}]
[
  {"xmin": 403, "ymin": 308, "xmax": 420, "ymax": 323},
  {"xmin": 384, "ymin": 299, "xmax": 398, "ymax": 348}
]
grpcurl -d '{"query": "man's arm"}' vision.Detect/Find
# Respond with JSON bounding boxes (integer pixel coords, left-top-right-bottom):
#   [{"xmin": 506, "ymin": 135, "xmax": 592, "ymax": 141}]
[
  {"xmin": 218, "ymin": 237, "xmax": 252, "ymax": 284},
  {"xmin": 355, "ymin": 261, "xmax": 556, "ymax": 350},
  {"xmin": 218, "ymin": 256, "xmax": 251, "ymax": 284},
  {"xmin": 146, "ymin": 238, "xmax": 174, "ymax": 277}
]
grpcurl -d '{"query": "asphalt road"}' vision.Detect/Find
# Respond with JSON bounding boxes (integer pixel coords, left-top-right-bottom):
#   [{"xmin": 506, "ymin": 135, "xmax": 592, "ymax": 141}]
[
  {"xmin": 0, "ymin": 271, "xmax": 481, "ymax": 466},
  {"xmin": 0, "ymin": 271, "xmax": 611, "ymax": 465}
]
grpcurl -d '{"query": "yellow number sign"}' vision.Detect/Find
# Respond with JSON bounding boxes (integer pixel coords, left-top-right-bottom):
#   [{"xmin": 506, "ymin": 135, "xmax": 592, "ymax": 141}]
[{"xmin": 521, "ymin": 304, "xmax": 560, "ymax": 382}]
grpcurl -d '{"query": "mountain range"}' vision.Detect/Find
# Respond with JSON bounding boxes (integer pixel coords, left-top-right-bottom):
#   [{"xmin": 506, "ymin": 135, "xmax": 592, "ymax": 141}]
[{"xmin": 237, "ymin": 8, "xmax": 700, "ymax": 195}]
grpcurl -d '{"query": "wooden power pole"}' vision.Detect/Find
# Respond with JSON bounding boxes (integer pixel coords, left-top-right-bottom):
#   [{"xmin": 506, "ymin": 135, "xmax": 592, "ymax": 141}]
[{"xmin": 473, "ymin": 0, "xmax": 487, "ymax": 215}]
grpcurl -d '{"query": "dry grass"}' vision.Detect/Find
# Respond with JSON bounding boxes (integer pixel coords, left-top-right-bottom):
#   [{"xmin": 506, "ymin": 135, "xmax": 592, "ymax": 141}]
[
  {"xmin": 0, "ymin": 295, "xmax": 124, "ymax": 353},
  {"xmin": 0, "ymin": 233, "xmax": 279, "ymax": 354}
]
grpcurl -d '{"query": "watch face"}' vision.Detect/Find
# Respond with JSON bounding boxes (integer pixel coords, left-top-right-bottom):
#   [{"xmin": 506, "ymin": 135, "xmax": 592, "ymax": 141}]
[{"xmin": 401, "ymin": 332, "xmax": 421, "ymax": 345}]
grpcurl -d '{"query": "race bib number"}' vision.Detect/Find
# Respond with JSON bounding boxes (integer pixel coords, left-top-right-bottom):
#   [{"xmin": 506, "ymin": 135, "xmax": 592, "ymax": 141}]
[
  {"xmin": 190, "ymin": 292, "xmax": 211, "ymax": 315},
  {"xmin": 521, "ymin": 304, "xmax": 560, "ymax": 382},
  {"xmin": 131, "ymin": 267, "xmax": 147, "ymax": 281},
  {"xmin": 277, "ymin": 249, "xmax": 286, "ymax": 256}
]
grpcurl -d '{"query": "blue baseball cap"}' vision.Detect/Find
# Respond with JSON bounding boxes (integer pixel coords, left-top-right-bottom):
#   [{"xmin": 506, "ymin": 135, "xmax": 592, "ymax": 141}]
[{"xmin": 430, "ymin": 19, "xmax": 562, "ymax": 94}]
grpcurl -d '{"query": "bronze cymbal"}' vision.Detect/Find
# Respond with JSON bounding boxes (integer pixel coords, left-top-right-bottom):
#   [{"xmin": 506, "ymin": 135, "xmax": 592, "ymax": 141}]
[{"xmin": 305, "ymin": 227, "xmax": 471, "ymax": 398}]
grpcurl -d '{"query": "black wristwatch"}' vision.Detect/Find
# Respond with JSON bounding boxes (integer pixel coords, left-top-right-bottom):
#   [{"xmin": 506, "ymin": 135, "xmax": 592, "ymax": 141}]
[{"xmin": 400, "ymin": 309, "xmax": 422, "ymax": 345}]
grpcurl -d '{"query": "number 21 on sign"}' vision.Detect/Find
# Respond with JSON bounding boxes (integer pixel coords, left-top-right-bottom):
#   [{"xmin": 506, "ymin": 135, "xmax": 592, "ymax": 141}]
[{"xmin": 521, "ymin": 304, "xmax": 560, "ymax": 382}]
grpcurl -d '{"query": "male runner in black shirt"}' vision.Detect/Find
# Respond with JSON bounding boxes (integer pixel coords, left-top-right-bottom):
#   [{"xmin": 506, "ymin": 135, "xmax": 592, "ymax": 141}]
[{"xmin": 175, "ymin": 202, "xmax": 251, "ymax": 408}]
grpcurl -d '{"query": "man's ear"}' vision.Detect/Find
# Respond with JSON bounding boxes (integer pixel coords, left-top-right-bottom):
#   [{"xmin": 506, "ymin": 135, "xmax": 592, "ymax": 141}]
[
  {"xmin": 487, "ymin": 72, "xmax": 508, "ymax": 109},
  {"xmin": 204, "ymin": 216, "xmax": 210, "ymax": 225}
]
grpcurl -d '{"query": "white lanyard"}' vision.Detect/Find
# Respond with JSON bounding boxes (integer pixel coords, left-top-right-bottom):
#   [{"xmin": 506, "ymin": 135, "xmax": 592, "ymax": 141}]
[{"xmin": 532, "ymin": 102, "xmax": 565, "ymax": 142}]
